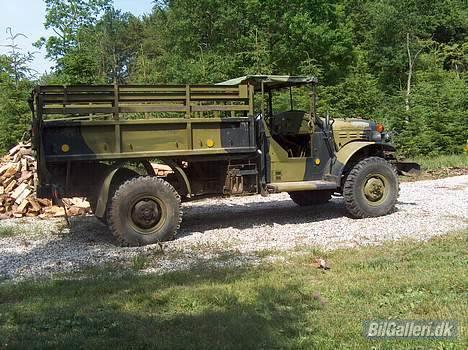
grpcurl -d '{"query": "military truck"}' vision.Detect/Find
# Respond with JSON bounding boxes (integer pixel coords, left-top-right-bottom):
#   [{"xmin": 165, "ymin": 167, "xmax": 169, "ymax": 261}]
[{"xmin": 30, "ymin": 75, "xmax": 418, "ymax": 246}]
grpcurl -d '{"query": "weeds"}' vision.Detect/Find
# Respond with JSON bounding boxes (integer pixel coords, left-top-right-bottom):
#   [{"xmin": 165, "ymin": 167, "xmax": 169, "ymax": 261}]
[{"xmin": 131, "ymin": 254, "xmax": 149, "ymax": 271}]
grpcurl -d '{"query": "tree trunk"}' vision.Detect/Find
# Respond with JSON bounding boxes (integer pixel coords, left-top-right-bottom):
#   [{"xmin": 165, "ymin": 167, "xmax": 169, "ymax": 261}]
[{"xmin": 405, "ymin": 33, "xmax": 412, "ymax": 112}]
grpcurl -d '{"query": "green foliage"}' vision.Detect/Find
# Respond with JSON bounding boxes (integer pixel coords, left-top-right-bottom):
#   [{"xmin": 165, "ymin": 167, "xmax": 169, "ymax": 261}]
[
  {"xmin": 414, "ymin": 154, "xmax": 468, "ymax": 170},
  {"xmin": 0, "ymin": 50, "xmax": 33, "ymax": 153},
  {"xmin": 387, "ymin": 52, "xmax": 467, "ymax": 156},
  {"xmin": 318, "ymin": 51, "xmax": 383, "ymax": 118},
  {"xmin": 0, "ymin": 0, "xmax": 467, "ymax": 156},
  {"xmin": 35, "ymin": 0, "xmax": 113, "ymax": 60}
]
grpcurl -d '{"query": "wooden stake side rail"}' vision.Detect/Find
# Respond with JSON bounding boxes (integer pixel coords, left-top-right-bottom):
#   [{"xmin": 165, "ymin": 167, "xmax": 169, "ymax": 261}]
[{"xmin": 34, "ymin": 84, "xmax": 255, "ymax": 120}]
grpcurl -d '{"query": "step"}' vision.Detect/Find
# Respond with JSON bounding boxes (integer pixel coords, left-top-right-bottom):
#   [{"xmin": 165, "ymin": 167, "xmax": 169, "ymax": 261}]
[{"xmin": 267, "ymin": 180, "xmax": 338, "ymax": 193}]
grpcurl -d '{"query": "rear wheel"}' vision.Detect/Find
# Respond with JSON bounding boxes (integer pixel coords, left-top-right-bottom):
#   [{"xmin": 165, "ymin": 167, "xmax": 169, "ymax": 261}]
[
  {"xmin": 343, "ymin": 157, "xmax": 399, "ymax": 218},
  {"xmin": 108, "ymin": 176, "xmax": 182, "ymax": 246},
  {"xmin": 289, "ymin": 190, "xmax": 333, "ymax": 206}
]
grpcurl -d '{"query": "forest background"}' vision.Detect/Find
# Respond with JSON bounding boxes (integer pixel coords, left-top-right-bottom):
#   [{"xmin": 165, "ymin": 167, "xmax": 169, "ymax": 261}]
[{"xmin": 0, "ymin": 0, "xmax": 466, "ymax": 156}]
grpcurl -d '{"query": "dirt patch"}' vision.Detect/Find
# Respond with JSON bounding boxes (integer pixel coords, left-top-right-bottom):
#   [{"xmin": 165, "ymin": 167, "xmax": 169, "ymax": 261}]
[{"xmin": 400, "ymin": 167, "xmax": 468, "ymax": 182}]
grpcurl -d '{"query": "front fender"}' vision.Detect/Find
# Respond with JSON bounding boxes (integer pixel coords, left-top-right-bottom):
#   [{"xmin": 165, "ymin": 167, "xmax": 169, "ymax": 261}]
[{"xmin": 331, "ymin": 142, "xmax": 396, "ymax": 178}]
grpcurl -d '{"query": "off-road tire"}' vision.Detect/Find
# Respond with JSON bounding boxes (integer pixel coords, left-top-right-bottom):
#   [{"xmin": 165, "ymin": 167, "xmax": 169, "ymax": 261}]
[
  {"xmin": 289, "ymin": 190, "xmax": 333, "ymax": 206},
  {"xmin": 343, "ymin": 157, "xmax": 399, "ymax": 218},
  {"xmin": 108, "ymin": 176, "xmax": 182, "ymax": 246}
]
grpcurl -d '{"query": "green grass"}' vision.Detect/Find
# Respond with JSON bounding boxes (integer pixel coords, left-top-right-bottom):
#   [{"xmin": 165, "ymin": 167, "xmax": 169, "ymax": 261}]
[
  {"xmin": 131, "ymin": 254, "xmax": 150, "ymax": 271},
  {"xmin": 0, "ymin": 231, "xmax": 467, "ymax": 349},
  {"xmin": 0, "ymin": 226, "xmax": 19, "ymax": 237},
  {"xmin": 414, "ymin": 154, "xmax": 468, "ymax": 170}
]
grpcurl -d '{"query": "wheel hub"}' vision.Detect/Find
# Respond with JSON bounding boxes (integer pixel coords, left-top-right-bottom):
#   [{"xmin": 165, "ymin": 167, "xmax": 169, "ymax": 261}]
[
  {"xmin": 364, "ymin": 177, "xmax": 385, "ymax": 202},
  {"xmin": 131, "ymin": 199, "xmax": 162, "ymax": 230}
]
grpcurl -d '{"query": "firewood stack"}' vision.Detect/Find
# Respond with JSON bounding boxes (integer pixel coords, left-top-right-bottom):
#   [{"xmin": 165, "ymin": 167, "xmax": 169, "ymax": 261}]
[
  {"xmin": 151, "ymin": 163, "xmax": 174, "ymax": 177},
  {"xmin": 0, "ymin": 142, "xmax": 90, "ymax": 219}
]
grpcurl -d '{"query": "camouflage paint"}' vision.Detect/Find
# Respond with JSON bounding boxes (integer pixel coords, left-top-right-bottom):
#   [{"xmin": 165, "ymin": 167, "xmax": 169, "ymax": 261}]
[{"xmin": 31, "ymin": 77, "xmax": 403, "ymax": 203}]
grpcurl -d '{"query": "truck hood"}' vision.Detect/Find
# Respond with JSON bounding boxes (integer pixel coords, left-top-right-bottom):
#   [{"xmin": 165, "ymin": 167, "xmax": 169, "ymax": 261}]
[
  {"xmin": 331, "ymin": 118, "xmax": 375, "ymax": 131},
  {"xmin": 330, "ymin": 118, "xmax": 376, "ymax": 148}
]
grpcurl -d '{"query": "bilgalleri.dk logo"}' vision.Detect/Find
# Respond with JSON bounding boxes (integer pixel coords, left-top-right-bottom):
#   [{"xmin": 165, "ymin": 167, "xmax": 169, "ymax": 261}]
[{"xmin": 363, "ymin": 320, "xmax": 458, "ymax": 339}]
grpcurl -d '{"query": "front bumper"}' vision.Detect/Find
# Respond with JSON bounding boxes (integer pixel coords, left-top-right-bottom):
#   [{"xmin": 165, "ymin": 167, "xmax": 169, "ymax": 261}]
[{"xmin": 394, "ymin": 161, "xmax": 421, "ymax": 176}]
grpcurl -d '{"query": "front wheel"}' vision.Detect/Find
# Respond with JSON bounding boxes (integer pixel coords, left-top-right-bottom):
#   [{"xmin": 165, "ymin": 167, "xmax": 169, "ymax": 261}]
[
  {"xmin": 343, "ymin": 157, "xmax": 399, "ymax": 218},
  {"xmin": 108, "ymin": 176, "xmax": 182, "ymax": 246}
]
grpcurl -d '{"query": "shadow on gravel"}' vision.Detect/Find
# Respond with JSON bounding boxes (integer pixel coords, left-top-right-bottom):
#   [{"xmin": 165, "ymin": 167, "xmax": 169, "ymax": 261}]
[
  {"xmin": 68, "ymin": 216, "xmax": 114, "ymax": 244},
  {"xmin": 397, "ymin": 201, "xmax": 417, "ymax": 206},
  {"xmin": 179, "ymin": 199, "xmax": 348, "ymax": 237},
  {"xmin": 65, "ymin": 199, "xmax": 349, "ymax": 241}
]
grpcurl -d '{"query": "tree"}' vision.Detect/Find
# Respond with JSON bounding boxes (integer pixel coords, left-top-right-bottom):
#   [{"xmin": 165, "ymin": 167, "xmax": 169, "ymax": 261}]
[
  {"xmin": 36, "ymin": 0, "xmax": 112, "ymax": 59},
  {"xmin": 0, "ymin": 55, "xmax": 34, "ymax": 153},
  {"xmin": 1, "ymin": 28, "xmax": 36, "ymax": 86},
  {"xmin": 25, "ymin": 0, "xmax": 468, "ymax": 157}
]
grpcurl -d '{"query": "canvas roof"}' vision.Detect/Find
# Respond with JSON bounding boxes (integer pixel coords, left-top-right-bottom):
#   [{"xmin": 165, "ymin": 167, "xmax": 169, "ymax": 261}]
[{"xmin": 216, "ymin": 75, "xmax": 318, "ymax": 90}]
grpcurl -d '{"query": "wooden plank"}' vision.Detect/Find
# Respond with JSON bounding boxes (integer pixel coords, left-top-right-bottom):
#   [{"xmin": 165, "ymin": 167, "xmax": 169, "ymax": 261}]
[
  {"xmin": 5, "ymin": 180, "xmax": 17, "ymax": 193},
  {"xmin": 8, "ymin": 144, "xmax": 21, "ymax": 156},
  {"xmin": 28, "ymin": 197, "xmax": 42, "ymax": 212},
  {"xmin": 43, "ymin": 94, "xmax": 115, "ymax": 103},
  {"xmin": 119, "ymin": 105, "xmax": 186, "ymax": 113},
  {"xmin": 36, "ymin": 198, "xmax": 52, "ymax": 207},
  {"xmin": 15, "ymin": 188, "xmax": 32, "ymax": 205},
  {"xmin": 11, "ymin": 183, "xmax": 28, "ymax": 200},
  {"xmin": 120, "ymin": 86, "xmax": 186, "ymax": 93},
  {"xmin": 16, "ymin": 198, "xmax": 30, "ymax": 213},
  {"xmin": 238, "ymin": 84, "xmax": 248, "ymax": 99},
  {"xmin": 20, "ymin": 158, "xmax": 28, "ymax": 172},
  {"xmin": 191, "ymin": 105, "xmax": 250, "ymax": 112},
  {"xmin": 113, "ymin": 83, "xmax": 120, "ymax": 120},
  {"xmin": 2, "ymin": 176, "xmax": 15, "ymax": 187},
  {"xmin": 248, "ymin": 85, "xmax": 254, "ymax": 115},
  {"xmin": 185, "ymin": 84, "xmax": 191, "ymax": 119},
  {"xmin": 0, "ymin": 164, "xmax": 12, "ymax": 176},
  {"xmin": 44, "ymin": 106, "xmax": 114, "ymax": 115},
  {"xmin": 119, "ymin": 94, "xmax": 187, "ymax": 101},
  {"xmin": 39, "ymin": 85, "xmax": 115, "ymax": 92},
  {"xmin": 190, "ymin": 86, "xmax": 240, "ymax": 92},
  {"xmin": 17, "ymin": 171, "xmax": 33, "ymax": 183},
  {"xmin": 44, "ymin": 116, "xmax": 252, "ymax": 127}
]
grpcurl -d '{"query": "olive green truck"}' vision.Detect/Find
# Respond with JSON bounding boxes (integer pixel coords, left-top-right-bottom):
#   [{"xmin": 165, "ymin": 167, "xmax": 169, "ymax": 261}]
[{"xmin": 30, "ymin": 75, "xmax": 418, "ymax": 246}]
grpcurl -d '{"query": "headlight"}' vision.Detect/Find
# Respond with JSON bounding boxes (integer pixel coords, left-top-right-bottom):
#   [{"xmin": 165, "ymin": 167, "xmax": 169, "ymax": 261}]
[{"xmin": 375, "ymin": 123, "xmax": 385, "ymax": 133}]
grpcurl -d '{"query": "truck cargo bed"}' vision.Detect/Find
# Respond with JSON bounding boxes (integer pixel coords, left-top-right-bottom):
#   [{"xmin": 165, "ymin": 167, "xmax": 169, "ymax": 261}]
[
  {"xmin": 31, "ymin": 83, "xmax": 257, "ymax": 162},
  {"xmin": 42, "ymin": 117, "xmax": 257, "ymax": 161}
]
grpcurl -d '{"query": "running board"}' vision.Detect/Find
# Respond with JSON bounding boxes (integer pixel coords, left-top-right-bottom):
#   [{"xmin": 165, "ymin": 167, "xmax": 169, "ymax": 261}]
[{"xmin": 267, "ymin": 180, "xmax": 338, "ymax": 193}]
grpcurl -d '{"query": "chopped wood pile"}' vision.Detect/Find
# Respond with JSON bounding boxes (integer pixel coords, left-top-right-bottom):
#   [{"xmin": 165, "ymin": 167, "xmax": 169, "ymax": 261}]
[
  {"xmin": 0, "ymin": 142, "xmax": 90, "ymax": 219},
  {"xmin": 151, "ymin": 163, "xmax": 173, "ymax": 177}
]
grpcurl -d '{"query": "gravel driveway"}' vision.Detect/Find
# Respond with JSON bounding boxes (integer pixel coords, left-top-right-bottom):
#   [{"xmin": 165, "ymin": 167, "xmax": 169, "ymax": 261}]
[{"xmin": 1, "ymin": 175, "xmax": 466, "ymax": 280}]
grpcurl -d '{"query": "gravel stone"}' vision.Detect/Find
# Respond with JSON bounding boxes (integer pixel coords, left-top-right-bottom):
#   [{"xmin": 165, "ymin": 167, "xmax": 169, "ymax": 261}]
[{"xmin": 0, "ymin": 175, "xmax": 466, "ymax": 281}]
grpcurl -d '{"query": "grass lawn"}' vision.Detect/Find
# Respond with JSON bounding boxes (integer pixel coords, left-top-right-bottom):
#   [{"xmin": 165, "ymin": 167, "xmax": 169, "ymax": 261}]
[
  {"xmin": 414, "ymin": 154, "xmax": 468, "ymax": 170},
  {"xmin": 0, "ymin": 231, "xmax": 466, "ymax": 349}
]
